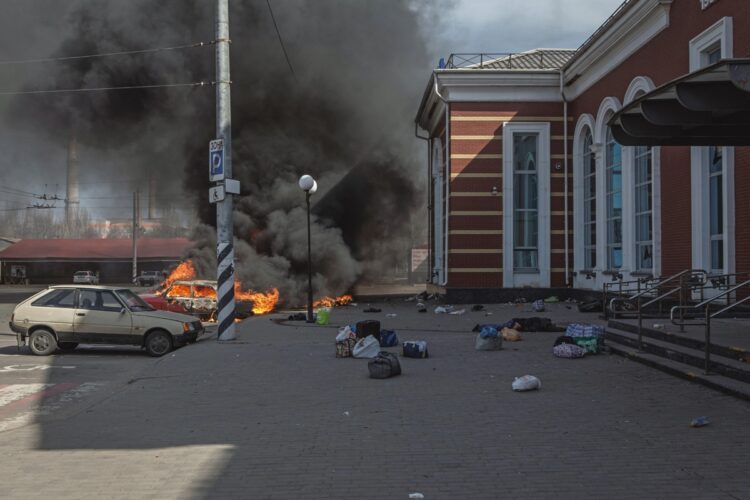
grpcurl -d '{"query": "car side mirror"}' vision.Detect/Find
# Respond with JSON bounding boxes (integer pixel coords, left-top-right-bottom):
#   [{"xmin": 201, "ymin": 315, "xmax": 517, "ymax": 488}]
[{"xmin": 120, "ymin": 307, "xmax": 126, "ymax": 315}]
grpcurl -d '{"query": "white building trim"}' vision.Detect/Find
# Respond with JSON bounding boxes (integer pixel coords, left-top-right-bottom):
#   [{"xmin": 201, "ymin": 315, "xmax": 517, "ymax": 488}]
[
  {"xmin": 431, "ymin": 137, "xmax": 445, "ymax": 285},
  {"xmin": 502, "ymin": 122, "xmax": 551, "ymax": 287},
  {"xmin": 689, "ymin": 17, "xmax": 735, "ymax": 280},
  {"xmin": 572, "ymin": 113, "xmax": 596, "ymax": 289}
]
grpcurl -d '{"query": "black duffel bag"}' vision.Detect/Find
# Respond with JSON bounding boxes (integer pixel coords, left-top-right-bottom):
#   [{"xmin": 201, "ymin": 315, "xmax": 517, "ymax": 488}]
[
  {"xmin": 368, "ymin": 352, "xmax": 402, "ymax": 379},
  {"xmin": 356, "ymin": 320, "xmax": 381, "ymax": 341}
]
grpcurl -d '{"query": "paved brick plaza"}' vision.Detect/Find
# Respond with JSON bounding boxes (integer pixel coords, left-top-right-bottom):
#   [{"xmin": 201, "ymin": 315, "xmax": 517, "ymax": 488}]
[{"xmin": 1, "ymin": 301, "xmax": 749, "ymax": 499}]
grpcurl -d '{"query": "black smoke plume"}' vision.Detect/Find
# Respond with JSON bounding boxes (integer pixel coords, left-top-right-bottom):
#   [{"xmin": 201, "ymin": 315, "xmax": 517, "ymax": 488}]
[{"xmin": 1, "ymin": 0, "xmax": 436, "ymax": 304}]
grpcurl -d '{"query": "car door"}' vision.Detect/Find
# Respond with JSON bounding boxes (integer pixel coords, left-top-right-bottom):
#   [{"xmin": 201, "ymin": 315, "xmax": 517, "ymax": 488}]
[{"xmin": 73, "ymin": 289, "xmax": 135, "ymax": 345}]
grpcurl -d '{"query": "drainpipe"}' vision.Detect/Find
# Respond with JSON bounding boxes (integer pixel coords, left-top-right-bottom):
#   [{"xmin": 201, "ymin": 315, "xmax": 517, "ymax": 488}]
[
  {"xmin": 560, "ymin": 70, "xmax": 570, "ymax": 286},
  {"xmin": 414, "ymin": 122, "xmax": 431, "ymax": 284},
  {"xmin": 433, "ymin": 76, "xmax": 450, "ymax": 286}
]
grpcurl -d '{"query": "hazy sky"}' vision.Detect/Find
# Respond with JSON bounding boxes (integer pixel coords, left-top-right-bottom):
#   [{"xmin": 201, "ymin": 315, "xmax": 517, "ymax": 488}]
[{"xmin": 436, "ymin": 0, "xmax": 626, "ymax": 57}]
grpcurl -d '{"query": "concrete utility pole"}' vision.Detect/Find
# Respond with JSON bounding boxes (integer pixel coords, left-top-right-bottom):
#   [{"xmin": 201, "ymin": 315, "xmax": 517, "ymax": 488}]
[{"xmin": 215, "ymin": 0, "xmax": 236, "ymax": 340}]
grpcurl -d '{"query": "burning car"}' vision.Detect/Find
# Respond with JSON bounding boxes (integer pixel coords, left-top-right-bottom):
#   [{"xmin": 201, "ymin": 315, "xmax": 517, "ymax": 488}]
[{"xmin": 153, "ymin": 279, "xmax": 254, "ymax": 321}]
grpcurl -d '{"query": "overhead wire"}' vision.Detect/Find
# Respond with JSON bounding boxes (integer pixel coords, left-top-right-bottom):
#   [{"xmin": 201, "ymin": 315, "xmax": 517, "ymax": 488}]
[
  {"xmin": 266, "ymin": 0, "xmax": 297, "ymax": 82},
  {"xmin": 0, "ymin": 81, "xmax": 213, "ymax": 96},
  {"xmin": 0, "ymin": 40, "xmax": 216, "ymax": 66}
]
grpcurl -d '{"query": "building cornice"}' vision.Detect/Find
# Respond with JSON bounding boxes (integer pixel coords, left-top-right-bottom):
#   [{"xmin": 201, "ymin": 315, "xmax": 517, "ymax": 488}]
[{"xmin": 563, "ymin": 0, "xmax": 673, "ymax": 99}]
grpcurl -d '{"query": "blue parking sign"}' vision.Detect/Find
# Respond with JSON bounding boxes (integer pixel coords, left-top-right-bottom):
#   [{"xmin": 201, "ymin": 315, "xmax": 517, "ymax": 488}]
[{"xmin": 209, "ymin": 139, "xmax": 225, "ymax": 181}]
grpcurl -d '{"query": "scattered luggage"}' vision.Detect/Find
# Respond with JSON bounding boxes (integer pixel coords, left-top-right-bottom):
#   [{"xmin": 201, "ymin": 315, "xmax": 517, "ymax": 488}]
[
  {"xmin": 403, "ymin": 340, "xmax": 429, "ymax": 358},
  {"xmin": 566, "ymin": 323, "xmax": 605, "ymax": 353},
  {"xmin": 512, "ymin": 317, "xmax": 564, "ymax": 332},
  {"xmin": 356, "ymin": 320, "xmax": 381, "ymax": 341},
  {"xmin": 512, "ymin": 375, "xmax": 541, "ymax": 392},
  {"xmin": 532, "ymin": 299, "xmax": 545, "ymax": 312},
  {"xmin": 335, "ymin": 326, "xmax": 357, "ymax": 358},
  {"xmin": 368, "ymin": 352, "xmax": 402, "ymax": 379},
  {"xmin": 475, "ymin": 327, "xmax": 502, "ymax": 351},
  {"xmin": 316, "ymin": 307, "xmax": 331, "ymax": 325},
  {"xmin": 364, "ymin": 307, "xmax": 382, "ymax": 313},
  {"xmin": 352, "ymin": 335, "xmax": 380, "ymax": 358},
  {"xmin": 553, "ymin": 335, "xmax": 577, "ymax": 346},
  {"xmin": 553, "ymin": 343, "xmax": 587, "ymax": 358},
  {"xmin": 501, "ymin": 327, "xmax": 522, "ymax": 342},
  {"xmin": 379, "ymin": 329, "xmax": 399, "ymax": 347}
]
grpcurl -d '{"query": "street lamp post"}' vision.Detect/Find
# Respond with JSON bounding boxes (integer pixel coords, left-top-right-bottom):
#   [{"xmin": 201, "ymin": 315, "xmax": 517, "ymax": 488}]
[{"xmin": 299, "ymin": 175, "xmax": 317, "ymax": 323}]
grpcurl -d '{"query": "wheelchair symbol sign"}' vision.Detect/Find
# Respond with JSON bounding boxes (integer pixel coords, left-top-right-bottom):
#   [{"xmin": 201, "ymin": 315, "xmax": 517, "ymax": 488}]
[{"xmin": 209, "ymin": 139, "xmax": 225, "ymax": 181}]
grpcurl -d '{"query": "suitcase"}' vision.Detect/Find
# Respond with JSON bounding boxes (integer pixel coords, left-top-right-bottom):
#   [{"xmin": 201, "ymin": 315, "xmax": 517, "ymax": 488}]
[
  {"xmin": 379, "ymin": 329, "xmax": 399, "ymax": 347},
  {"xmin": 356, "ymin": 320, "xmax": 381, "ymax": 341},
  {"xmin": 403, "ymin": 340, "xmax": 429, "ymax": 358},
  {"xmin": 368, "ymin": 352, "xmax": 402, "ymax": 379}
]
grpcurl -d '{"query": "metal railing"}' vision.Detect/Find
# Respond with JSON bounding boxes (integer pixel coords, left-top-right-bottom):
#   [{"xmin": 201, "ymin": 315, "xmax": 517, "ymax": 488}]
[
  {"xmin": 671, "ymin": 277, "xmax": 750, "ymax": 374},
  {"xmin": 606, "ymin": 269, "xmax": 708, "ymax": 348},
  {"xmin": 443, "ymin": 52, "xmax": 558, "ymax": 70}
]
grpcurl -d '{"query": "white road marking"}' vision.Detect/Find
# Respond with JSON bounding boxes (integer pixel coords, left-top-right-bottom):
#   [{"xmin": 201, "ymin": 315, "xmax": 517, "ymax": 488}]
[
  {"xmin": 0, "ymin": 364, "xmax": 76, "ymax": 372},
  {"xmin": 0, "ymin": 383, "xmax": 53, "ymax": 407}
]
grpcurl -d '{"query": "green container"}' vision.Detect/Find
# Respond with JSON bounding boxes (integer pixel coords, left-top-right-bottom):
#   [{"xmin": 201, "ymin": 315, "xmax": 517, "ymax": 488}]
[
  {"xmin": 316, "ymin": 308, "xmax": 331, "ymax": 325},
  {"xmin": 574, "ymin": 336, "xmax": 599, "ymax": 354}
]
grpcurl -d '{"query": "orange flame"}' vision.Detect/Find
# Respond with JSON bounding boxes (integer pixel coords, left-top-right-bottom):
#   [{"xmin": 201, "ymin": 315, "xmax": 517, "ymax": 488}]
[
  {"xmin": 235, "ymin": 285, "xmax": 280, "ymax": 315},
  {"xmin": 313, "ymin": 295, "xmax": 353, "ymax": 308},
  {"xmin": 162, "ymin": 260, "xmax": 197, "ymax": 289},
  {"xmin": 159, "ymin": 260, "xmax": 280, "ymax": 315}
]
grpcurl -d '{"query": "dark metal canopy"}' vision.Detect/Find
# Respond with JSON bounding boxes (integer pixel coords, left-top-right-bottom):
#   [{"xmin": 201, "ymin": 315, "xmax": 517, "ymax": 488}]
[{"xmin": 608, "ymin": 59, "xmax": 750, "ymax": 146}]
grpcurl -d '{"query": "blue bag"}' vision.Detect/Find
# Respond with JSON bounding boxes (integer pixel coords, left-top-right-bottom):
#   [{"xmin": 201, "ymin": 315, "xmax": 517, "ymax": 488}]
[
  {"xmin": 379, "ymin": 329, "xmax": 399, "ymax": 347},
  {"xmin": 480, "ymin": 326, "xmax": 499, "ymax": 339}
]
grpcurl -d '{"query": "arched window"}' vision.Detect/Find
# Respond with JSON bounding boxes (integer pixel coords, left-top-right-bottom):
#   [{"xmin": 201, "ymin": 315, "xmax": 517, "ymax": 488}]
[
  {"xmin": 605, "ymin": 127, "xmax": 622, "ymax": 269},
  {"xmin": 582, "ymin": 129, "xmax": 596, "ymax": 269}
]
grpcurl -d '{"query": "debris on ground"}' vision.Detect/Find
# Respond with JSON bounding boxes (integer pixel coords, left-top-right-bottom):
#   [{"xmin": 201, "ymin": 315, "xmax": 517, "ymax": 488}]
[
  {"xmin": 448, "ymin": 308, "xmax": 466, "ymax": 315},
  {"xmin": 364, "ymin": 307, "xmax": 382, "ymax": 313},
  {"xmin": 368, "ymin": 352, "xmax": 401, "ymax": 379},
  {"xmin": 578, "ymin": 300, "xmax": 603, "ymax": 313},
  {"xmin": 352, "ymin": 335, "xmax": 380, "ymax": 358},
  {"xmin": 386, "ymin": 313, "xmax": 398, "ymax": 318},
  {"xmin": 434, "ymin": 305, "xmax": 454, "ymax": 314},
  {"xmin": 471, "ymin": 304, "xmax": 484, "ymax": 312},
  {"xmin": 544, "ymin": 296, "xmax": 560, "ymax": 303},
  {"xmin": 335, "ymin": 326, "xmax": 357, "ymax": 358},
  {"xmin": 416, "ymin": 302, "xmax": 427, "ymax": 313},
  {"xmin": 653, "ymin": 323, "xmax": 665, "ymax": 329},
  {"xmin": 532, "ymin": 299, "xmax": 545, "ymax": 312},
  {"xmin": 405, "ymin": 296, "xmax": 416, "ymax": 302},
  {"xmin": 316, "ymin": 307, "xmax": 331, "ymax": 325},
  {"xmin": 512, "ymin": 375, "xmax": 541, "ymax": 392},
  {"xmin": 356, "ymin": 320, "xmax": 381, "ymax": 340},
  {"xmin": 409, "ymin": 494, "xmax": 425, "ymax": 500},
  {"xmin": 403, "ymin": 340, "xmax": 429, "ymax": 358},
  {"xmin": 512, "ymin": 317, "xmax": 565, "ymax": 332},
  {"xmin": 287, "ymin": 312, "xmax": 307, "ymax": 321},
  {"xmin": 553, "ymin": 342, "xmax": 586, "ymax": 358},
  {"xmin": 690, "ymin": 416, "xmax": 710, "ymax": 427},
  {"xmin": 379, "ymin": 329, "xmax": 399, "ymax": 347},
  {"xmin": 501, "ymin": 327, "xmax": 522, "ymax": 342},
  {"xmin": 475, "ymin": 326, "xmax": 502, "ymax": 351},
  {"xmin": 566, "ymin": 323, "xmax": 606, "ymax": 353}
]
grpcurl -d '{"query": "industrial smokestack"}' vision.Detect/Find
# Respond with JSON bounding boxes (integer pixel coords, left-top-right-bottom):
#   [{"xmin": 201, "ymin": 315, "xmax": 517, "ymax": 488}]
[{"xmin": 65, "ymin": 135, "xmax": 80, "ymax": 225}]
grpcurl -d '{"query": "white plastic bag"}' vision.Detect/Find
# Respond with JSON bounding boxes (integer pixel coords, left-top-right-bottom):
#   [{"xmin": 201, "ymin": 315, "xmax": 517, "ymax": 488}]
[
  {"xmin": 352, "ymin": 335, "xmax": 380, "ymax": 358},
  {"xmin": 512, "ymin": 375, "xmax": 541, "ymax": 392},
  {"xmin": 336, "ymin": 325, "xmax": 354, "ymax": 342}
]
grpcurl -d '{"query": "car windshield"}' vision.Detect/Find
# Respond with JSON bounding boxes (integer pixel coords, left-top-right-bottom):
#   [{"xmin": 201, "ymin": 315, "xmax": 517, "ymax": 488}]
[
  {"xmin": 74, "ymin": 271, "xmax": 89, "ymax": 276},
  {"xmin": 116, "ymin": 289, "xmax": 156, "ymax": 312}
]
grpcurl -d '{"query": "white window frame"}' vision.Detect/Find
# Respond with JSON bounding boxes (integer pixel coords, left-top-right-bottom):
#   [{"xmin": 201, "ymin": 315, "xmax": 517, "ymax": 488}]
[
  {"xmin": 502, "ymin": 122, "xmax": 550, "ymax": 287},
  {"xmin": 573, "ymin": 114, "xmax": 597, "ymax": 288},
  {"xmin": 690, "ymin": 17, "xmax": 735, "ymax": 279},
  {"xmin": 594, "ymin": 97, "xmax": 622, "ymax": 279},
  {"xmin": 622, "ymin": 76, "xmax": 660, "ymax": 278}
]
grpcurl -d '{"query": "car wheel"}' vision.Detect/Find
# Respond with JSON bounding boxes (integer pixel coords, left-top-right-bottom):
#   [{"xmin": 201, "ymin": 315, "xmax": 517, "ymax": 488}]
[
  {"xmin": 29, "ymin": 329, "xmax": 58, "ymax": 356},
  {"xmin": 144, "ymin": 330, "xmax": 173, "ymax": 357},
  {"xmin": 58, "ymin": 342, "xmax": 78, "ymax": 351}
]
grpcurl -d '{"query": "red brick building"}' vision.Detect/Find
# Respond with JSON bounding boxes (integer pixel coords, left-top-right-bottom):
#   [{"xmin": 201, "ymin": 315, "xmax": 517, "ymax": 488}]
[{"xmin": 415, "ymin": 0, "xmax": 749, "ymax": 299}]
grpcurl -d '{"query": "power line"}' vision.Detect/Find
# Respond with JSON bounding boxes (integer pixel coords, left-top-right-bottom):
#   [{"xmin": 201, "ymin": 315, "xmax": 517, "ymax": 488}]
[
  {"xmin": 266, "ymin": 0, "xmax": 297, "ymax": 82},
  {"xmin": 0, "ymin": 40, "xmax": 216, "ymax": 66},
  {"xmin": 0, "ymin": 81, "xmax": 214, "ymax": 96}
]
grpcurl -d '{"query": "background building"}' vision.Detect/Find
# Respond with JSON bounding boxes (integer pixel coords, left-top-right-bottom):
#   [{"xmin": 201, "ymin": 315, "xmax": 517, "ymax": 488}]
[{"xmin": 415, "ymin": 0, "xmax": 748, "ymax": 300}]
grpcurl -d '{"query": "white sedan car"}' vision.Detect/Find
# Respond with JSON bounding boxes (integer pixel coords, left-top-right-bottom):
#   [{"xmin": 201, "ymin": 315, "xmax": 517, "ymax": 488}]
[{"xmin": 10, "ymin": 285, "xmax": 204, "ymax": 357}]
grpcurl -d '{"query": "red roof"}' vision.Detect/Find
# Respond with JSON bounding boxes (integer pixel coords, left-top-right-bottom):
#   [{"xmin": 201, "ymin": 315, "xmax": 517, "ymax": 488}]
[{"xmin": 0, "ymin": 238, "xmax": 192, "ymax": 260}]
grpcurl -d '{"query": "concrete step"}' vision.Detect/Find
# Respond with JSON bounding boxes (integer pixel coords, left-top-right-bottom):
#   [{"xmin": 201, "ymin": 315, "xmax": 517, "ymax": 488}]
[
  {"xmin": 608, "ymin": 319, "xmax": 750, "ymax": 364},
  {"xmin": 605, "ymin": 327, "xmax": 750, "ymax": 384},
  {"xmin": 607, "ymin": 341, "xmax": 750, "ymax": 402}
]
